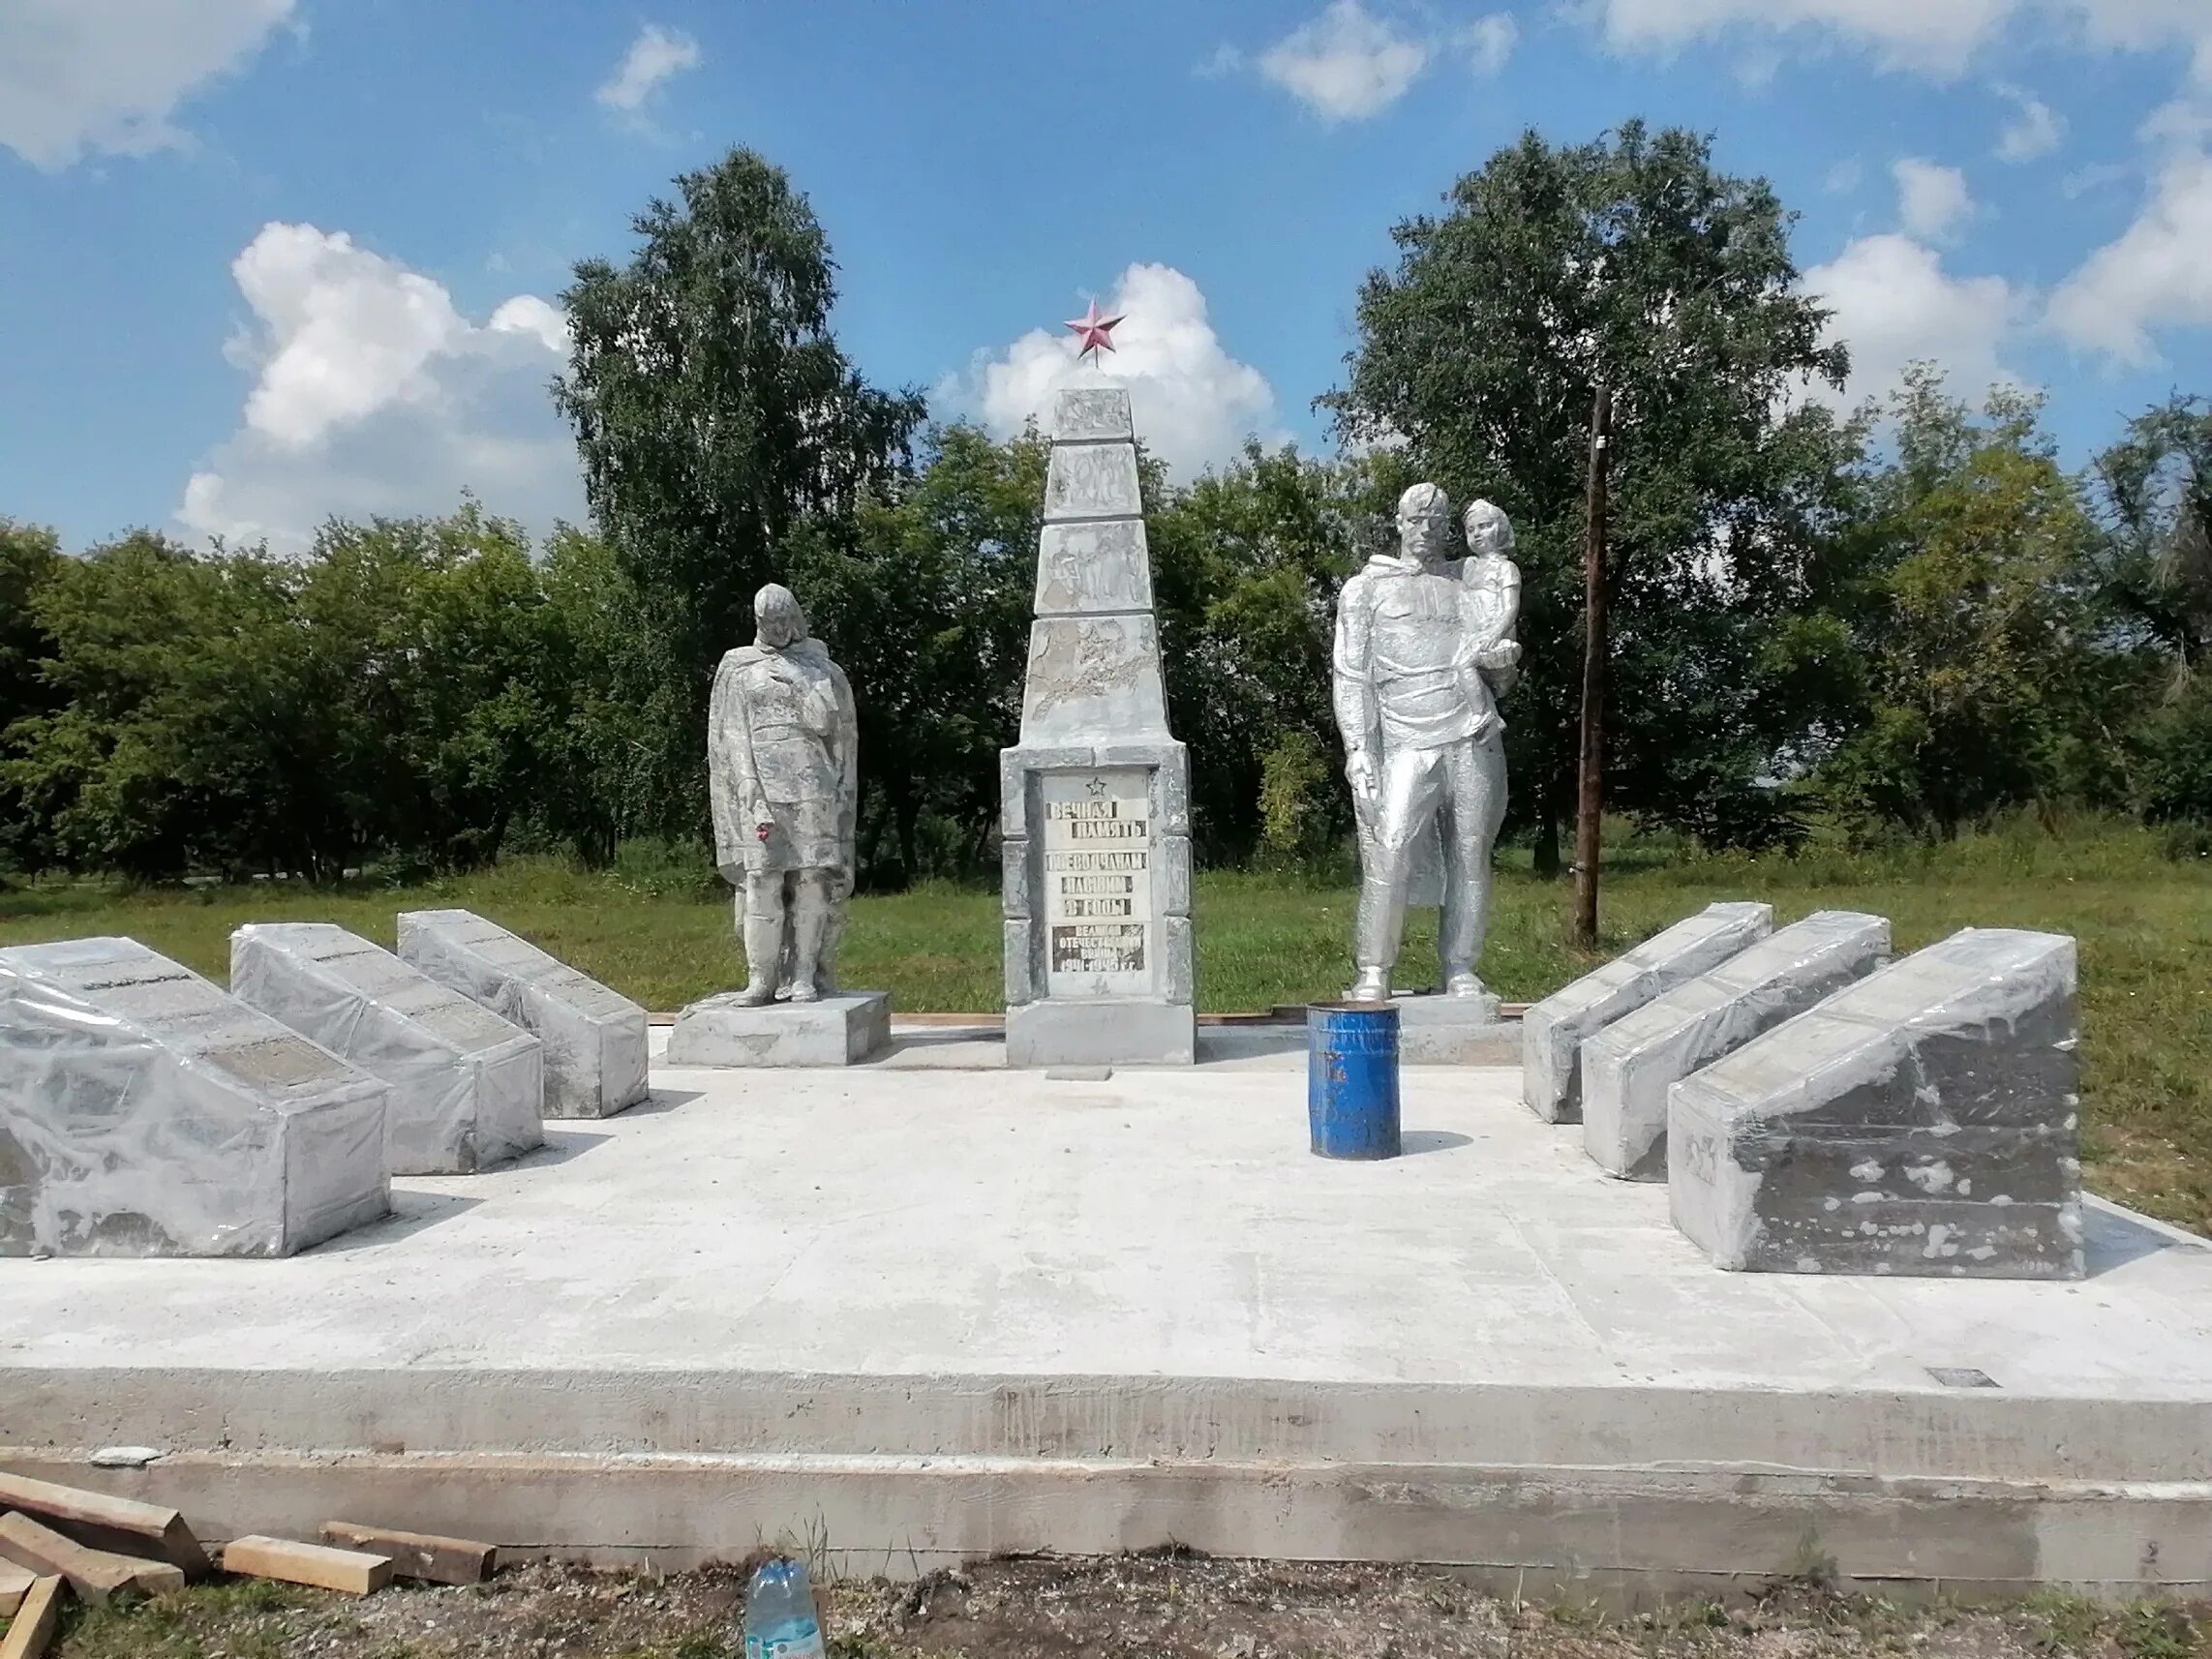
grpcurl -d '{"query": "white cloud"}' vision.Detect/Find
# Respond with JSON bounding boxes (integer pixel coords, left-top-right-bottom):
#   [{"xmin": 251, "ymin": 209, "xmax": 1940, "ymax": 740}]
[
  {"xmin": 2046, "ymin": 131, "xmax": 2212, "ymax": 366},
  {"xmin": 1824, "ymin": 157, "xmax": 1864, "ymax": 194},
  {"xmin": 1258, "ymin": 0, "xmax": 1430, "ymax": 121},
  {"xmin": 1893, "ymin": 157, "xmax": 1975, "ymax": 240},
  {"xmin": 1463, "ymin": 14, "xmax": 1520, "ymax": 76},
  {"xmin": 1802, "ymin": 232, "xmax": 2022, "ymax": 409},
  {"xmin": 0, "ymin": 0, "xmax": 292, "ymax": 169},
  {"xmin": 1585, "ymin": 0, "xmax": 2212, "ymax": 80},
  {"xmin": 1591, "ymin": 0, "xmax": 2009, "ymax": 75},
  {"xmin": 939, "ymin": 263, "xmax": 1282, "ymax": 478},
  {"xmin": 594, "ymin": 23, "xmax": 701, "ymax": 113},
  {"xmin": 178, "ymin": 224, "xmax": 583, "ymax": 551},
  {"xmin": 1993, "ymin": 83, "xmax": 2065, "ymax": 162}
]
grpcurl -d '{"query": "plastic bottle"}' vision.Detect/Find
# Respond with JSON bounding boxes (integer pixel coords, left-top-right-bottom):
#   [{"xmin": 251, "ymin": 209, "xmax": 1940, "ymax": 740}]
[{"xmin": 742, "ymin": 1557, "xmax": 826, "ymax": 1659}]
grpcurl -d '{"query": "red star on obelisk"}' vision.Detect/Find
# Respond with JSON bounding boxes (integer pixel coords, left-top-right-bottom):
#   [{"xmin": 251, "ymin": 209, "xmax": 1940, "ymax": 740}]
[{"xmin": 1064, "ymin": 298, "xmax": 1124, "ymax": 363}]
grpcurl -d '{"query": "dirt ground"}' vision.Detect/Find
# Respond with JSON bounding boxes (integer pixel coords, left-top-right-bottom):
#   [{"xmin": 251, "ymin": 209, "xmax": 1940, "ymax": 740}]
[{"xmin": 31, "ymin": 1553, "xmax": 2212, "ymax": 1659}]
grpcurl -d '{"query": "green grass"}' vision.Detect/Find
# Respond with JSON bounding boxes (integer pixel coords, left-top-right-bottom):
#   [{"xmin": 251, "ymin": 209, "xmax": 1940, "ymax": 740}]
[{"xmin": 4, "ymin": 816, "xmax": 2208, "ymax": 1231}]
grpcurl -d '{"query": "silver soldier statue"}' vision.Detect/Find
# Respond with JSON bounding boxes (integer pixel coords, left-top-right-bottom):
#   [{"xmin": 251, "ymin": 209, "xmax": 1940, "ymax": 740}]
[
  {"xmin": 1332, "ymin": 485, "xmax": 1522, "ymax": 1002},
  {"xmin": 708, "ymin": 584, "xmax": 859, "ymax": 1005}
]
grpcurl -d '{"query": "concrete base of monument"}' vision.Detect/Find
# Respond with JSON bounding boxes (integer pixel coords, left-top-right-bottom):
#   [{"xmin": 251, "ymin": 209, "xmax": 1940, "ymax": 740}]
[
  {"xmin": 664, "ymin": 989, "xmax": 890, "ymax": 1067},
  {"xmin": 1386, "ymin": 989, "xmax": 1510, "ymax": 1064},
  {"xmin": 1005, "ymin": 997, "xmax": 1196, "ymax": 1067},
  {"xmin": 6, "ymin": 1055, "xmax": 2210, "ymax": 1596}
]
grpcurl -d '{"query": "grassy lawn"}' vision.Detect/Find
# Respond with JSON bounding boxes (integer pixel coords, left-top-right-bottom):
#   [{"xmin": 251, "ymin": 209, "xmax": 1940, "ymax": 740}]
[{"xmin": 4, "ymin": 820, "xmax": 2208, "ymax": 1231}]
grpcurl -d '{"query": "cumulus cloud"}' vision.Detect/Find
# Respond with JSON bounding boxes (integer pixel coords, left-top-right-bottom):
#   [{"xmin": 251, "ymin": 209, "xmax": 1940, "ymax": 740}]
[
  {"xmin": 0, "ymin": 0, "xmax": 293, "ymax": 169},
  {"xmin": 177, "ymin": 224, "xmax": 584, "ymax": 551},
  {"xmin": 938, "ymin": 264, "xmax": 1282, "ymax": 478},
  {"xmin": 2046, "ymin": 117, "xmax": 2212, "ymax": 365},
  {"xmin": 594, "ymin": 23, "xmax": 701, "ymax": 113},
  {"xmin": 1801, "ymin": 233, "xmax": 2023, "ymax": 410},
  {"xmin": 1258, "ymin": 0, "xmax": 1430, "ymax": 121},
  {"xmin": 1584, "ymin": 0, "xmax": 2212, "ymax": 80},
  {"xmin": 1893, "ymin": 158, "xmax": 1975, "ymax": 240},
  {"xmin": 1994, "ymin": 83, "xmax": 2066, "ymax": 162},
  {"xmin": 1463, "ymin": 14, "xmax": 1520, "ymax": 76}
]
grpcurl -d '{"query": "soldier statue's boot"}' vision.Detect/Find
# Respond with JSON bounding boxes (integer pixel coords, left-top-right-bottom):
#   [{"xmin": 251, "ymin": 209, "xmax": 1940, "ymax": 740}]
[
  {"xmin": 783, "ymin": 876, "xmax": 832, "ymax": 1004},
  {"xmin": 1443, "ymin": 970, "xmax": 1487, "ymax": 999},
  {"xmin": 735, "ymin": 910, "xmax": 783, "ymax": 1006},
  {"xmin": 1345, "ymin": 967, "xmax": 1391, "ymax": 1003},
  {"xmin": 1346, "ymin": 872, "xmax": 1405, "ymax": 1002}
]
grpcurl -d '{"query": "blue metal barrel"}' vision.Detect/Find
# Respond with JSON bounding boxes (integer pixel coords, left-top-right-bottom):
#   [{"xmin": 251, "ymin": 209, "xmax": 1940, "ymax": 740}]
[{"xmin": 1307, "ymin": 1001, "xmax": 1401, "ymax": 1160}]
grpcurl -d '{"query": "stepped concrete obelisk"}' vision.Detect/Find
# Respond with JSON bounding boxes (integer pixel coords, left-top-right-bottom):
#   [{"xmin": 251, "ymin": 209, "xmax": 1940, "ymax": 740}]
[{"xmin": 1000, "ymin": 310, "xmax": 1195, "ymax": 1067}]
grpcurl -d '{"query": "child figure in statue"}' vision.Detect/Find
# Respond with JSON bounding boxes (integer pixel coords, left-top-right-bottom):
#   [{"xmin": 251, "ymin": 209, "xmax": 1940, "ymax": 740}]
[{"xmin": 707, "ymin": 584, "xmax": 859, "ymax": 1005}]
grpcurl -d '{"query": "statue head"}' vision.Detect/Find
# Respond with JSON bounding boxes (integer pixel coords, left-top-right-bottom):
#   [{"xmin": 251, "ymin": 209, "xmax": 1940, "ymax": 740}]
[
  {"xmin": 753, "ymin": 583, "xmax": 807, "ymax": 650},
  {"xmin": 1463, "ymin": 498, "xmax": 1514, "ymax": 558},
  {"xmin": 1395, "ymin": 482, "xmax": 1451, "ymax": 564}
]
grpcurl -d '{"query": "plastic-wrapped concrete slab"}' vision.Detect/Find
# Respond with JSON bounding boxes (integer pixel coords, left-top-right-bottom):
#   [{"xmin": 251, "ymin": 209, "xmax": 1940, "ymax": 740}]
[
  {"xmin": 1581, "ymin": 910, "xmax": 1891, "ymax": 1181},
  {"xmin": 0, "ymin": 936, "xmax": 389, "ymax": 1258},
  {"xmin": 1669, "ymin": 927, "xmax": 2083, "ymax": 1280},
  {"xmin": 396, "ymin": 909, "xmax": 648, "ymax": 1118},
  {"xmin": 1522, "ymin": 901, "xmax": 1773, "ymax": 1125},
  {"xmin": 230, "ymin": 924, "xmax": 543, "ymax": 1176}
]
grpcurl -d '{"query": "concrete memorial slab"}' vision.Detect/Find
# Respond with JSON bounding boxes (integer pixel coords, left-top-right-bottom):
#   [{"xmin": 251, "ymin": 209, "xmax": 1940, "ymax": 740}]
[
  {"xmin": 1001, "ymin": 381, "xmax": 1194, "ymax": 1068},
  {"xmin": 665, "ymin": 989, "xmax": 891, "ymax": 1069},
  {"xmin": 1581, "ymin": 909, "xmax": 1891, "ymax": 1181},
  {"xmin": 396, "ymin": 908, "xmax": 648, "ymax": 1118},
  {"xmin": 230, "ymin": 923, "xmax": 543, "ymax": 1176},
  {"xmin": 1669, "ymin": 927, "xmax": 2083, "ymax": 1279},
  {"xmin": 2, "ymin": 1054, "xmax": 2206, "ymax": 1592},
  {"xmin": 0, "ymin": 936, "xmax": 387, "ymax": 1257},
  {"xmin": 1522, "ymin": 901, "xmax": 1773, "ymax": 1125}
]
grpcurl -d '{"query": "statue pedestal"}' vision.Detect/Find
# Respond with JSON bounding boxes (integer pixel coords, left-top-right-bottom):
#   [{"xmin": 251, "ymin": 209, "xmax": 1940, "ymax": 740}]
[
  {"xmin": 1386, "ymin": 990, "xmax": 1510, "ymax": 1065},
  {"xmin": 665, "ymin": 990, "xmax": 891, "ymax": 1068}
]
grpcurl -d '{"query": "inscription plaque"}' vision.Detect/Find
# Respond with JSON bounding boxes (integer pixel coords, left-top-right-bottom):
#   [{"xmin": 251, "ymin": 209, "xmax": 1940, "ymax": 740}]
[{"xmin": 1041, "ymin": 769, "xmax": 1153, "ymax": 996}]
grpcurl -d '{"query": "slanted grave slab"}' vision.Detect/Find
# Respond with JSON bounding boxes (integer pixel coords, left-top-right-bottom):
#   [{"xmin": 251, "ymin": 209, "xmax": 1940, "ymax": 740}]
[
  {"xmin": 1668, "ymin": 926, "xmax": 2083, "ymax": 1280},
  {"xmin": 1521, "ymin": 901, "xmax": 1773, "ymax": 1124},
  {"xmin": 1581, "ymin": 910, "xmax": 1890, "ymax": 1180},
  {"xmin": 397, "ymin": 908, "xmax": 648, "ymax": 1118},
  {"xmin": 0, "ymin": 936, "xmax": 388, "ymax": 1257},
  {"xmin": 231, "ymin": 923, "xmax": 542, "ymax": 1175}
]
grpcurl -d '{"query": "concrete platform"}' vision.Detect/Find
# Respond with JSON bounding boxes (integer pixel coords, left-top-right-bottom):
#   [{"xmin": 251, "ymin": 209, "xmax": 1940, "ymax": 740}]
[{"xmin": 3, "ymin": 1035, "xmax": 2209, "ymax": 1597}]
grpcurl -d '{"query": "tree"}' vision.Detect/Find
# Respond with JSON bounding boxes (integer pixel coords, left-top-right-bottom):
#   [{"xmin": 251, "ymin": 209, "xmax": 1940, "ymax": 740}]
[
  {"xmin": 1816, "ymin": 372, "xmax": 2096, "ymax": 837},
  {"xmin": 556, "ymin": 148, "xmax": 924, "ymax": 837},
  {"xmin": 0, "ymin": 521, "xmax": 63, "ymax": 870},
  {"xmin": 1323, "ymin": 122, "xmax": 1863, "ymax": 860},
  {"xmin": 531, "ymin": 527, "xmax": 672, "ymax": 868},
  {"xmin": 1147, "ymin": 441, "xmax": 1366, "ymax": 863},
  {"xmin": 2090, "ymin": 395, "xmax": 2212, "ymax": 684},
  {"xmin": 785, "ymin": 423, "xmax": 1042, "ymax": 882}
]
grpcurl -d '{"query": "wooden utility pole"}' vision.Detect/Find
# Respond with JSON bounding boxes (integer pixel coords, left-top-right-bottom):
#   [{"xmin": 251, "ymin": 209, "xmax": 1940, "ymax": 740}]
[{"xmin": 1572, "ymin": 384, "xmax": 1613, "ymax": 951}]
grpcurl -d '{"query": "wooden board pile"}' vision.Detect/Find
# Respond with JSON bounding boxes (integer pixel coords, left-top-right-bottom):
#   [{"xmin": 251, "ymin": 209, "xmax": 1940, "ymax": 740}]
[{"xmin": 0, "ymin": 1470, "xmax": 494, "ymax": 1657}]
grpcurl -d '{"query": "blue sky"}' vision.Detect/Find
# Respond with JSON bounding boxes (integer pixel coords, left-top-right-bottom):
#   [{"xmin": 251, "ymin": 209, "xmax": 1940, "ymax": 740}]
[{"xmin": 3, "ymin": 0, "xmax": 2209, "ymax": 553}]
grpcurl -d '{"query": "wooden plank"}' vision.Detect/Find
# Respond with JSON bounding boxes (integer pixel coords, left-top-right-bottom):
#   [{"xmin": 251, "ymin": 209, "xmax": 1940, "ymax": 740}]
[
  {"xmin": 0, "ymin": 1576, "xmax": 65, "ymax": 1659},
  {"xmin": 0, "ymin": 1562, "xmax": 32, "ymax": 1618},
  {"xmin": 221, "ymin": 1536, "xmax": 392, "ymax": 1597},
  {"xmin": 318, "ymin": 1523, "xmax": 495, "ymax": 1585},
  {"xmin": 0, "ymin": 1513, "xmax": 181, "ymax": 1605},
  {"xmin": 0, "ymin": 1472, "xmax": 210, "ymax": 1574}
]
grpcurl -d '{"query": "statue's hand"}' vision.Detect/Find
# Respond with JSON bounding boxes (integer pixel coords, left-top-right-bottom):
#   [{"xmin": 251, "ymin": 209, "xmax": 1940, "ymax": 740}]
[
  {"xmin": 1345, "ymin": 747, "xmax": 1379, "ymax": 807},
  {"xmin": 717, "ymin": 860, "xmax": 743, "ymax": 886},
  {"xmin": 1474, "ymin": 639, "xmax": 1521, "ymax": 674}
]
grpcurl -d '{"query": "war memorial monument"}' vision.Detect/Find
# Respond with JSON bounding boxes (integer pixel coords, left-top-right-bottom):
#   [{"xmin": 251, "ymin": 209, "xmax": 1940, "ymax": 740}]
[{"xmin": 0, "ymin": 312, "xmax": 2205, "ymax": 1600}]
